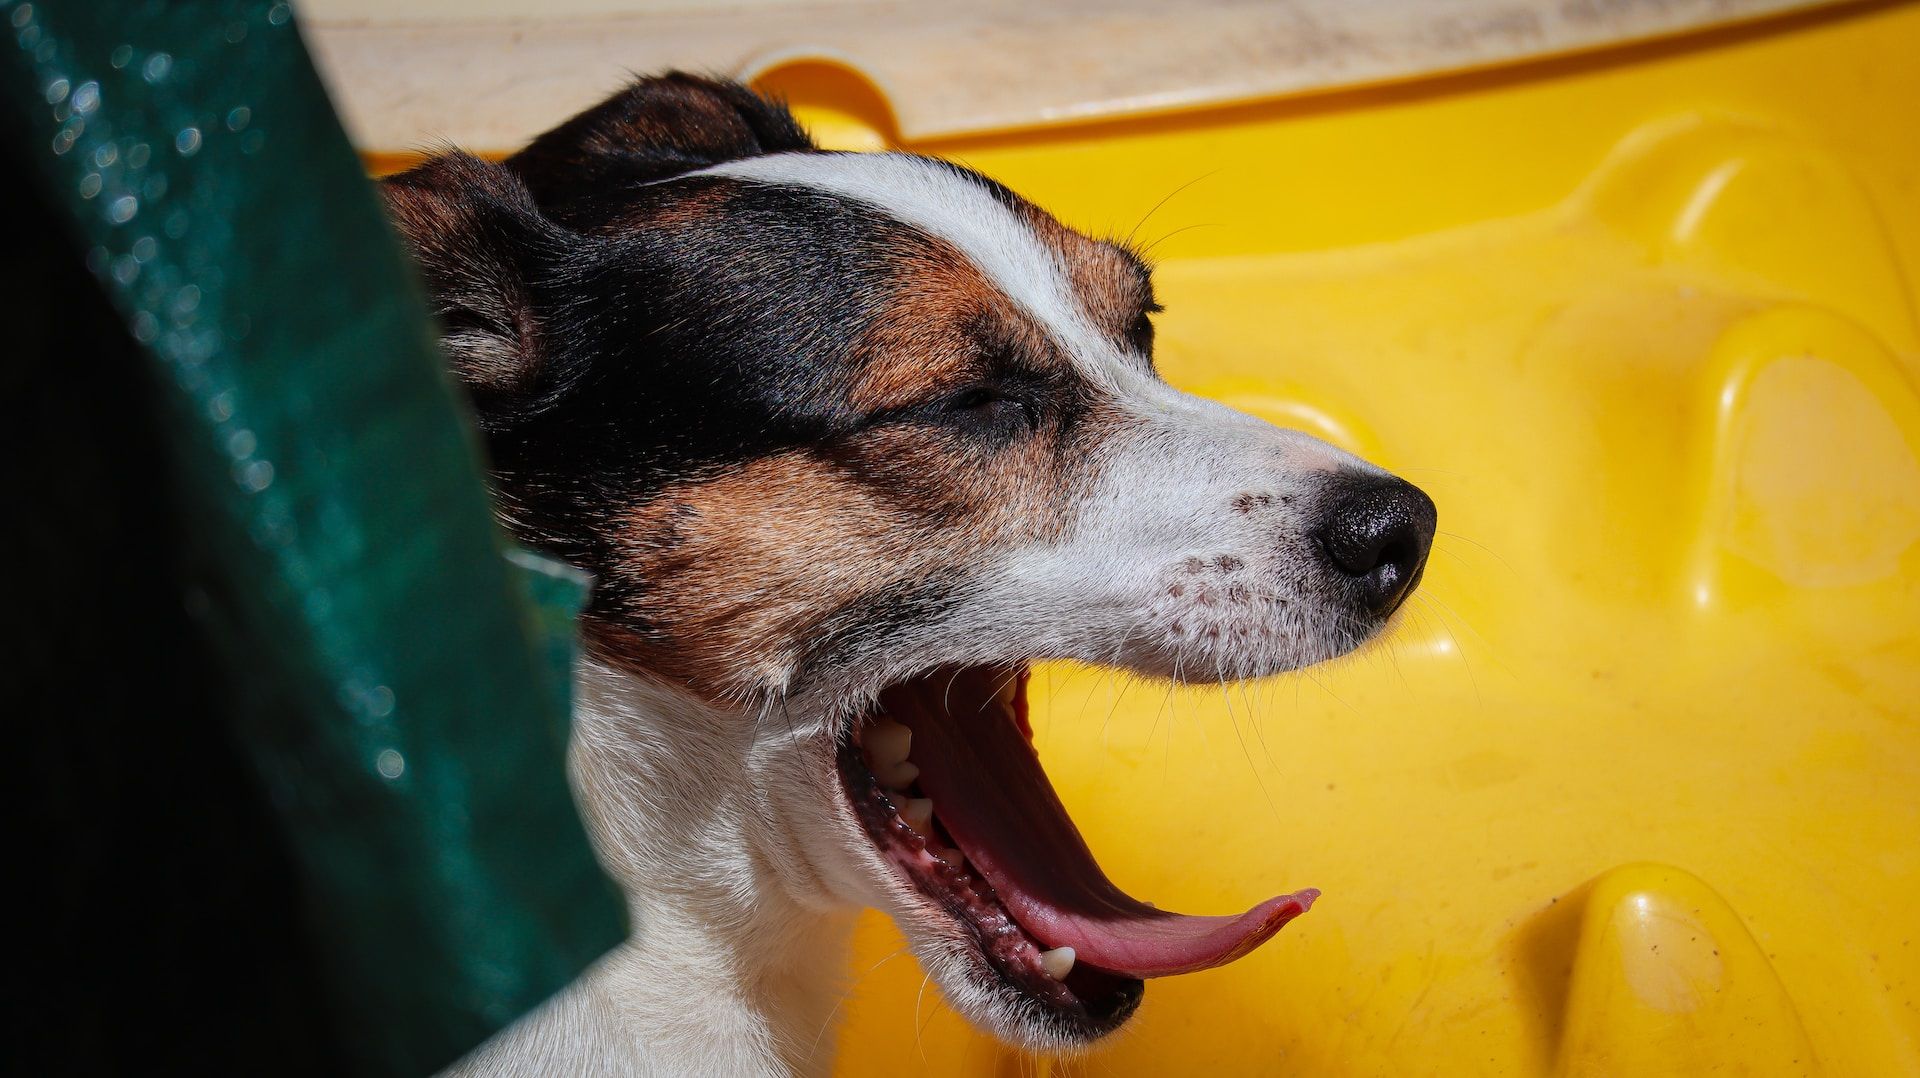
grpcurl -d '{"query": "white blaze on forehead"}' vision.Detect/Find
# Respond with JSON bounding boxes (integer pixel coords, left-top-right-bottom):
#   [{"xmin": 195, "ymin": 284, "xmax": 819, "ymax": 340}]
[{"xmin": 693, "ymin": 152, "xmax": 1133, "ymax": 389}]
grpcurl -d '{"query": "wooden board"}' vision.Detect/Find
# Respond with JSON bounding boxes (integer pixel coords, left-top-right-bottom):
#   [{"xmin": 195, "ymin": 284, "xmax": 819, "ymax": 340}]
[{"xmin": 302, "ymin": 0, "xmax": 1846, "ymax": 153}]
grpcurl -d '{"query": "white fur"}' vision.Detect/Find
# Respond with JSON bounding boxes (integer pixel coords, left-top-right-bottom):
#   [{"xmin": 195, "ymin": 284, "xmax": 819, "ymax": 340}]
[
  {"xmin": 450, "ymin": 659, "xmax": 860, "ymax": 1076},
  {"xmin": 698, "ymin": 153, "xmax": 1121, "ymax": 389},
  {"xmin": 984, "ymin": 383, "xmax": 1383, "ymax": 682},
  {"xmin": 450, "ymin": 655, "xmax": 1042, "ymax": 1075},
  {"xmin": 453, "ymin": 155, "xmax": 1390, "ymax": 1075}
]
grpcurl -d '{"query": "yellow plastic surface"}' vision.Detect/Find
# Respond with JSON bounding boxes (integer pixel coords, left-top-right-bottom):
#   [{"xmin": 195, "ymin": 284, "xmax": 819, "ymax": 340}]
[{"xmin": 757, "ymin": 4, "xmax": 1920, "ymax": 1074}]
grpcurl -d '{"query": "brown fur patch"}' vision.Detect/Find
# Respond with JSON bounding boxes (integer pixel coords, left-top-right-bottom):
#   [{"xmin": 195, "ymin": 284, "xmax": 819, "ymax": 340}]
[
  {"xmin": 1005, "ymin": 198, "xmax": 1155, "ymax": 348},
  {"xmin": 846, "ymin": 234, "xmax": 1060, "ymax": 413},
  {"xmin": 482, "ymin": 157, "xmax": 1158, "ymax": 702},
  {"xmin": 586, "ymin": 386, "xmax": 1117, "ymax": 699},
  {"xmin": 613, "ymin": 181, "xmax": 735, "ymax": 232},
  {"xmin": 381, "ymin": 152, "xmax": 553, "ymax": 398}
]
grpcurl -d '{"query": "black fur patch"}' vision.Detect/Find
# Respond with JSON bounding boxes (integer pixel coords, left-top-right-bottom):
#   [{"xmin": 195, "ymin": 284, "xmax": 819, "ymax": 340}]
[
  {"xmin": 508, "ymin": 72, "xmax": 812, "ymax": 227},
  {"xmin": 380, "ymin": 74, "xmax": 1122, "ymax": 692},
  {"xmin": 383, "ymin": 78, "xmax": 979, "ymax": 601}
]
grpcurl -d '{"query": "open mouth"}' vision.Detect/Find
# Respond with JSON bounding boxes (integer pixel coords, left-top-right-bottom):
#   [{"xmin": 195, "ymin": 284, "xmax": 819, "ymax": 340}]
[{"xmin": 836, "ymin": 664, "xmax": 1319, "ymax": 1040}]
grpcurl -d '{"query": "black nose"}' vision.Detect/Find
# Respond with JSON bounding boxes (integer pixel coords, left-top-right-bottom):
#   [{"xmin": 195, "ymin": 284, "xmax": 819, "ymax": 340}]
[{"xmin": 1318, "ymin": 474, "xmax": 1437, "ymax": 618}]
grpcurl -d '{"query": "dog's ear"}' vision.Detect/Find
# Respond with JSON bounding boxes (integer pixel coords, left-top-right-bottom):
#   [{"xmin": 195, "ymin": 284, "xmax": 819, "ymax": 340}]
[
  {"xmin": 381, "ymin": 151, "xmax": 566, "ymax": 428},
  {"xmin": 506, "ymin": 72, "xmax": 814, "ymax": 214}
]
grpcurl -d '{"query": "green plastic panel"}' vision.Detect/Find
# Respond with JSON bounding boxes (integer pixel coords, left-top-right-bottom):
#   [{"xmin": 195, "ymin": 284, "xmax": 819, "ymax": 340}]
[{"xmin": 2, "ymin": 1, "xmax": 625, "ymax": 1073}]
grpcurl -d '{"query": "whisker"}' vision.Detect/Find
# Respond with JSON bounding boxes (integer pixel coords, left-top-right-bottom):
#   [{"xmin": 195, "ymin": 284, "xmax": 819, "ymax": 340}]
[
  {"xmin": 941, "ymin": 667, "xmax": 966, "ymax": 716},
  {"xmin": 1138, "ymin": 220, "xmax": 1223, "ymax": 258},
  {"xmin": 1411, "ymin": 592, "xmax": 1486, "ymax": 704},
  {"xmin": 984, "ymin": 666, "xmax": 1023, "ymax": 712},
  {"xmin": 912, "ymin": 968, "xmax": 938, "ymax": 1070},
  {"xmin": 1218, "ymin": 654, "xmax": 1282, "ymax": 821},
  {"xmin": 1121, "ymin": 169, "xmax": 1219, "ymax": 251},
  {"xmin": 1300, "ymin": 665, "xmax": 1362, "ymax": 717},
  {"xmin": 1436, "ymin": 529, "xmax": 1517, "ymax": 576},
  {"xmin": 803, "ymin": 944, "xmax": 911, "ymax": 1065}
]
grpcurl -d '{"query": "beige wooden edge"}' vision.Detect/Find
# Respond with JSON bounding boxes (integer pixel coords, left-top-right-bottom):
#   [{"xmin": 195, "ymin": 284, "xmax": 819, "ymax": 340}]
[{"xmin": 303, "ymin": 0, "xmax": 1850, "ymax": 156}]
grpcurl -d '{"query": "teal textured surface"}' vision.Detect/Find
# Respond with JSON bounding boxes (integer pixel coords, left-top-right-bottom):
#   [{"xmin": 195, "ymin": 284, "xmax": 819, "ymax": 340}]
[{"xmin": 2, "ymin": 1, "xmax": 625, "ymax": 1072}]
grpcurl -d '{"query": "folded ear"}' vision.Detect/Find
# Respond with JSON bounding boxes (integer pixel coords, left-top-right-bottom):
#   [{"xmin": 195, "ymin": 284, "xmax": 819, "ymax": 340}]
[
  {"xmin": 381, "ymin": 152, "xmax": 566, "ymax": 429},
  {"xmin": 506, "ymin": 72, "xmax": 814, "ymax": 215}
]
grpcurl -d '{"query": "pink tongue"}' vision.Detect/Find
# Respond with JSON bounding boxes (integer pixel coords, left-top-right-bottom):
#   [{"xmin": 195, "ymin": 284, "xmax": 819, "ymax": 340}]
[{"xmin": 882, "ymin": 674, "xmax": 1317, "ymax": 979}]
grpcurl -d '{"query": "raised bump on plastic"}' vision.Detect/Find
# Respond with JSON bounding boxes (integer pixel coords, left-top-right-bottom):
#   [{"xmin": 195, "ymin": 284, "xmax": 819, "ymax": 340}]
[
  {"xmin": 777, "ymin": 13, "xmax": 1920, "ymax": 1075},
  {"xmin": 1555, "ymin": 864, "xmax": 1819, "ymax": 1077},
  {"xmin": 1578, "ymin": 114, "xmax": 1919, "ymax": 356},
  {"xmin": 750, "ymin": 59, "xmax": 896, "ymax": 153},
  {"xmin": 1687, "ymin": 307, "xmax": 1920, "ymax": 607}
]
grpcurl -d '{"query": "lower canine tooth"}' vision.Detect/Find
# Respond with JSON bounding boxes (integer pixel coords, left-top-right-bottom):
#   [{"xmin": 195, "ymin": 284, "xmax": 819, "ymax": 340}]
[
  {"xmin": 1039, "ymin": 946, "xmax": 1076, "ymax": 981},
  {"xmin": 901, "ymin": 798, "xmax": 934, "ymax": 835},
  {"xmin": 874, "ymin": 760, "xmax": 919, "ymax": 790}
]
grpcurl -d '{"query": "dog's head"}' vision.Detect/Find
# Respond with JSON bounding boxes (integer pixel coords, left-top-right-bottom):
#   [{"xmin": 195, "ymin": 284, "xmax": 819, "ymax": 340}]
[{"xmin": 386, "ymin": 75, "xmax": 1434, "ymax": 1050}]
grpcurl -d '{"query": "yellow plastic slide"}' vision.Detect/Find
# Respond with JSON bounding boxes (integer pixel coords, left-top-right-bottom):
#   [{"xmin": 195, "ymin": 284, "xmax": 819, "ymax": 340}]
[{"xmin": 748, "ymin": 6, "xmax": 1920, "ymax": 1075}]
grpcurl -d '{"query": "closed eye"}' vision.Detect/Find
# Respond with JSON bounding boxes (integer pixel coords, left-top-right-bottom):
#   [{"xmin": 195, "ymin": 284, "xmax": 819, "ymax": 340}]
[
  {"xmin": 942, "ymin": 386, "xmax": 1006, "ymax": 412},
  {"xmin": 863, "ymin": 382, "xmax": 1037, "ymax": 439},
  {"xmin": 938, "ymin": 385, "xmax": 1033, "ymax": 431},
  {"xmin": 1127, "ymin": 302, "xmax": 1162, "ymax": 356}
]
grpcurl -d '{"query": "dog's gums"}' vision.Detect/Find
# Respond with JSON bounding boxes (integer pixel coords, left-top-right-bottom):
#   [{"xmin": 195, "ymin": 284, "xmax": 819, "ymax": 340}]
[{"xmin": 840, "ymin": 665, "xmax": 1317, "ymax": 1038}]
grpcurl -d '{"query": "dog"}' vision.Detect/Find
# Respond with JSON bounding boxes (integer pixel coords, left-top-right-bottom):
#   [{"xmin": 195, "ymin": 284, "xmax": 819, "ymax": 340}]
[{"xmin": 382, "ymin": 73, "xmax": 1435, "ymax": 1076}]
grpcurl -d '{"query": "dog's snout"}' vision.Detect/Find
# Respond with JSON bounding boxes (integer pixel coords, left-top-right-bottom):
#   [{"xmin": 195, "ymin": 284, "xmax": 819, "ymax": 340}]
[{"xmin": 1318, "ymin": 474, "xmax": 1437, "ymax": 618}]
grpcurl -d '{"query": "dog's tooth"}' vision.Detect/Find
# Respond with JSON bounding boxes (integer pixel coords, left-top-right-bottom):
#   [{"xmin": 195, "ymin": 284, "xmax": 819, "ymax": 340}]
[
  {"xmin": 900, "ymin": 797, "xmax": 934, "ymax": 836},
  {"xmin": 992, "ymin": 676, "xmax": 1018, "ymax": 715},
  {"xmin": 932, "ymin": 844, "xmax": 965, "ymax": 869},
  {"xmin": 864, "ymin": 720, "xmax": 912, "ymax": 768},
  {"xmin": 874, "ymin": 759, "xmax": 920, "ymax": 790},
  {"xmin": 1038, "ymin": 946, "xmax": 1076, "ymax": 981}
]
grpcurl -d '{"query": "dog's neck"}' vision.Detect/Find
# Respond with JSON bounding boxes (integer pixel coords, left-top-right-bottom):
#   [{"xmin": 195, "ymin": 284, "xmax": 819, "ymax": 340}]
[{"xmin": 564, "ymin": 655, "xmax": 856, "ymax": 1074}]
